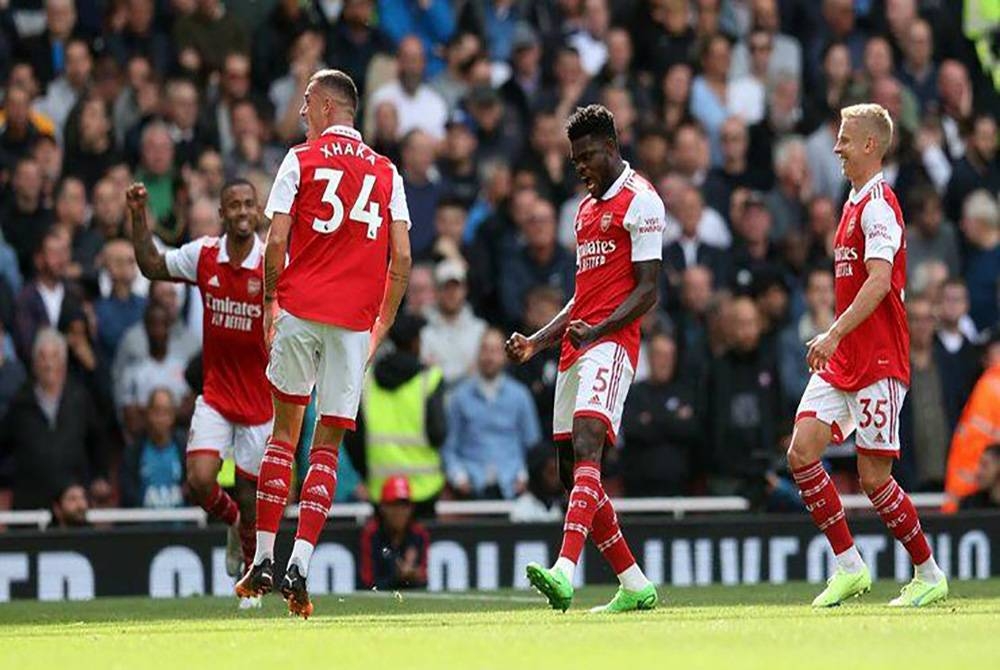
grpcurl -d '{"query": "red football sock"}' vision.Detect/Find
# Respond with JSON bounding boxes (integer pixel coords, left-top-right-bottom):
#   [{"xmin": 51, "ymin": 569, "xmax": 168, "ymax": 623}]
[
  {"xmin": 868, "ymin": 477, "xmax": 932, "ymax": 565},
  {"xmin": 792, "ymin": 461, "xmax": 854, "ymax": 554},
  {"xmin": 255, "ymin": 439, "xmax": 295, "ymax": 534},
  {"xmin": 295, "ymin": 447, "xmax": 339, "ymax": 545},
  {"xmin": 590, "ymin": 492, "xmax": 636, "ymax": 574},
  {"xmin": 558, "ymin": 461, "xmax": 603, "ymax": 564},
  {"xmin": 203, "ymin": 482, "xmax": 239, "ymax": 526}
]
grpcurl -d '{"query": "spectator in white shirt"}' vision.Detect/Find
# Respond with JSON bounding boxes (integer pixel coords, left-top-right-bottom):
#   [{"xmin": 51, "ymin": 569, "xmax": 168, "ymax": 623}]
[{"xmin": 370, "ymin": 35, "xmax": 448, "ymax": 140}]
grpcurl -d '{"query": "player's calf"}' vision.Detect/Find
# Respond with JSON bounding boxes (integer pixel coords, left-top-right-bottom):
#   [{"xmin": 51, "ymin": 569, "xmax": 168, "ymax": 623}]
[{"xmin": 186, "ymin": 457, "xmax": 239, "ymax": 526}]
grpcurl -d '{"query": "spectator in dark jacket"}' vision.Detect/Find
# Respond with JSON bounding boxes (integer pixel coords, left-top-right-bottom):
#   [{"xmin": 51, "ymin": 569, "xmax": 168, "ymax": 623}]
[
  {"xmin": 359, "ymin": 475, "xmax": 430, "ymax": 590},
  {"xmin": 1, "ymin": 158, "xmax": 53, "ymax": 279},
  {"xmin": 14, "ymin": 0, "xmax": 83, "ymax": 88},
  {"xmin": 1, "ymin": 328, "xmax": 110, "ymax": 509},
  {"xmin": 12, "ymin": 228, "xmax": 86, "ymax": 365},
  {"xmin": 959, "ymin": 190, "xmax": 1000, "ymax": 333},
  {"xmin": 933, "ymin": 279, "xmax": 980, "ymax": 430},
  {"xmin": 702, "ymin": 297, "xmax": 785, "ymax": 505},
  {"xmin": 621, "ymin": 332, "xmax": 700, "ymax": 496},
  {"xmin": 944, "ymin": 114, "xmax": 999, "ymax": 225},
  {"xmin": 497, "ymin": 198, "xmax": 575, "ymax": 329}
]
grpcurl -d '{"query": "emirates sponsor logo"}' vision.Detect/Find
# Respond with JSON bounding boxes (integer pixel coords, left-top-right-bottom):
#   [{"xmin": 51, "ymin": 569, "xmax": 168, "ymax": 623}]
[
  {"xmin": 834, "ymin": 246, "xmax": 859, "ymax": 262},
  {"xmin": 206, "ymin": 293, "xmax": 262, "ymax": 332},
  {"xmin": 576, "ymin": 239, "xmax": 617, "ymax": 273}
]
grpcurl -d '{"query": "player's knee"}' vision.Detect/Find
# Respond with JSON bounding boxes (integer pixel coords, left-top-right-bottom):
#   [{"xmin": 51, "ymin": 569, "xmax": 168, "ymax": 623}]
[
  {"xmin": 856, "ymin": 464, "xmax": 890, "ymax": 495},
  {"xmin": 186, "ymin": 468, "xmax": 215, "ymax": 498},
  {"xmin": 572, "ymin": 425, "xmax": 605, "ymax": 463},
  {"xmin": 787, "ymin": 423, "xmax": 827, "ymax": 469}
]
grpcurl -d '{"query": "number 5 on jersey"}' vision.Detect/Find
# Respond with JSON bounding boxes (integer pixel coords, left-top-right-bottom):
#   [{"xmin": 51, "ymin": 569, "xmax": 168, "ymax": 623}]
[{"xmin": 312, "ymin": 168, "xmax": 382, "ymax": 239}]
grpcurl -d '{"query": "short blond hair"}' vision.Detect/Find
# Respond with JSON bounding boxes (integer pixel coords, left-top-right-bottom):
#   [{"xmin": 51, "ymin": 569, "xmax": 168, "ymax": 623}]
[{"xmin": 840, "ymin": 103, "xmax": 894, "ymax": 156}]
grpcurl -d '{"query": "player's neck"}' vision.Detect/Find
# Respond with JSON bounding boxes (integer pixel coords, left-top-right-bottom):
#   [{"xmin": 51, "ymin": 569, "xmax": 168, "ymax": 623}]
[
  {"xmin": 225, "ymin": 234, "xmax": 253, "ymax": 267},
  {"xmin": 849, "ymin": 164, "xmax": 882, "ymax": 194},
  {"xmin": 597, "ymin": 159, "xmax": 626, "ymax": 197}
]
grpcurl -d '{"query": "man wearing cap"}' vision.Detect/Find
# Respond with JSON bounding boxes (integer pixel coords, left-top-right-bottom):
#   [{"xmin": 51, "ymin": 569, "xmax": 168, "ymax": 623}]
[
  {"xmin": 420, "ymin": 259, "xmax": 487, "ymax": 385},
  {"xmin": 359, "ymin": 475, "xmax": 430, "ymax": 590},
  {"xmin": 344, "ymin": 313, "xmax": 447, "ymax": 514}
]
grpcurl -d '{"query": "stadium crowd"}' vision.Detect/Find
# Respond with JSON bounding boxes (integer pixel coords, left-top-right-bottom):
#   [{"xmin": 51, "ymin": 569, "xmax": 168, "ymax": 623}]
[{"xmin": 0, "ymin": 0, "xmax": 997, "ymax": 522}]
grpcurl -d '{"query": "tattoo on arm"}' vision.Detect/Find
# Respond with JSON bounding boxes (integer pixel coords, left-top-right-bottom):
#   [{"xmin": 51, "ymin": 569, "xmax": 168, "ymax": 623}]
[
  {"xmin": 264, "ymin": 264, "xmax": 280, "ymax": 299},
  {"xmin": 129, "ymin": 207, "xmax": 170, "ymax": 280}
]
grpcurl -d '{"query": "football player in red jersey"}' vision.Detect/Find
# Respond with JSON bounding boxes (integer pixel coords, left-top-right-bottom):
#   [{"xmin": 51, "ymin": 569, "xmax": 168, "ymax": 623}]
[
  {"xmin": 128, "ymin": 179, "xmax": 272, "ymax": 608},
  {"xmin": 788, "ymin": 103, "xmax": 947, "ymax": 607},
  {"xmin": 236, "ymin": 69, "xmax": 411, "ymax": 618},
  {"xmin": 506, "ymin": 105, "xmax": 662, "ymax": 613}
]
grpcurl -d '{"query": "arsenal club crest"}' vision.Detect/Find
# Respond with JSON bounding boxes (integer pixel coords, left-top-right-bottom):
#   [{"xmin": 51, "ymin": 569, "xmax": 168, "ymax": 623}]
[
  {"xmin": 247, "ymin": 277, "xmax": 262, "ymax": 296},
  {"xmin": 600, "ymin": 212, "xmax": 613, "ymax": 232},
  {"xmin": 845, "ymin": 215, "xmax": 857, "ymax": 237}
]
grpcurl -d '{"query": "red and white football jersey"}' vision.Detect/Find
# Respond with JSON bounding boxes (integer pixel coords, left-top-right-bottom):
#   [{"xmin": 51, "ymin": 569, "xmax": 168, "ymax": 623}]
[
  {"xmin": 559, "ymin": 163, "xmax": 666, "ymax": 371},
  {"xmin": 165, "ymin": 235, "xmax": 272, "ymax": 425},
  {"xmin": 265, "ymin": 125, "xmax": 410, "ymax": 331},
  {"xmin": 822, "ymin": 172, "xmax": 910, "ymax": 392}
]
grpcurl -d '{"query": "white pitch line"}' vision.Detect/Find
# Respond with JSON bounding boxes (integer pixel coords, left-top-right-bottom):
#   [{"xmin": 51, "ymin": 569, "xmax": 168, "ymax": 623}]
[{"xmin": 349, "ymin": 591, "xmax": 541, "ymax": 604}]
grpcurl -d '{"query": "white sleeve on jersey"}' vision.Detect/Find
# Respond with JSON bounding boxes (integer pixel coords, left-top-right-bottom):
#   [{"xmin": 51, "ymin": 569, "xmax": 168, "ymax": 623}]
[
  {"xmin": 388, "ymin": 164, "xmax": 411, "ymax": 228},
  {"xmin": 861, "ymin": 195, "xmax": 902, "ymax": 263},
  {"xmin": 265, "ymin": 149, "xmax": 302, "ymax": 218},
  {"xmin": 164, "ymin": 238, "xmax": 207, "ymax": 283},
  {"xmin": 623, "ymin": 188, "xmax": 666, "ymax": 262}
]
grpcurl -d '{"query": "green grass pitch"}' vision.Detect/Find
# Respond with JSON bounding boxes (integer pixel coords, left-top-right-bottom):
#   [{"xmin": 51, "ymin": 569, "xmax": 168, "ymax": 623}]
[{"xmin": 2, "ymin": 580, "xmax": 999, "ymax": 670}]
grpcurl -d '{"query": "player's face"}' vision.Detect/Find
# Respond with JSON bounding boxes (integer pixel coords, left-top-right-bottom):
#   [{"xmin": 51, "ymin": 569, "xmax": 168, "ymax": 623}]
[
  {"xmin": 833, "ymin": 117, "xmax": 873, "ymax": 181},
  {"xmin": 570, "ymin": 134, "xmax": 614, "ymax": 197},
  {"xmin": 220, "ymin": 184, "xmax": 257, "ymax": 240},
  {"xmin": 299, "ymin": 81, "xmax": 327, "ymax": 141}
]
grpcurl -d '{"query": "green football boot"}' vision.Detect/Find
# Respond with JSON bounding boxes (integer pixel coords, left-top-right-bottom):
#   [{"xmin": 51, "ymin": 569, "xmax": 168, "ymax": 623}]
[
  {"xmin": 526, "ymin": 562, "xmax": 574, "ymax": 612},
  {"xmin": 811, "ymin": 565, "xmax": 872, "ymax": 607},
  {"xmin": 589, "ymin": 584, "xmax": 659, "ymax": 613},
  {"xmin": 889, "ymin": 576, "xmax": 948, "ymax": 607}
]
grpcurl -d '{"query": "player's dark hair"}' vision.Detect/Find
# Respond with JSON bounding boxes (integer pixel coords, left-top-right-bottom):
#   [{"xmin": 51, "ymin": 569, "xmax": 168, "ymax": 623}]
[
  {"xmin": 220, "ymin": 178, "xmax": 256, "ymax": 199},
  {"xmin": 309, "ymin": 68, "xmax": 359, "ymax": 115},
  {"xmin": 565, "ymin": 104, "xmax": 618, "ymax": 144}
]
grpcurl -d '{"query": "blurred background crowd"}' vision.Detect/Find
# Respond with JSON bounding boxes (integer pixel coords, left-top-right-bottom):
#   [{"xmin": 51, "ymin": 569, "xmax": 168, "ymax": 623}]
[{"xmin": 0, "ymin": 0, "xmax": 997, "ymax": 526}]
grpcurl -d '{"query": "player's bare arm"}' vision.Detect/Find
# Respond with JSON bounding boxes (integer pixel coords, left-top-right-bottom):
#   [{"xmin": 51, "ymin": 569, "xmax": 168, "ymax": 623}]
[
  {"xmin": 126, "ymin": 183, "xmax": 171, "ymax": 280},
  {"xmin": 369, "ymin": 219, "xmax": 412, "ymax": 364},
  {"xmin": 505, "ymin": 298, "xmax": 575, "ymax": 364},
  {"xmin": 263, "ymin": 212, "xmax": 292, "ymax": 347},
  {"xmin": 568, "ymin": 259, "xmax": 660, "ymax": 349},
  {"xmin": 807, "ymin": 258, "xmax": 892, "ymax": 371}
]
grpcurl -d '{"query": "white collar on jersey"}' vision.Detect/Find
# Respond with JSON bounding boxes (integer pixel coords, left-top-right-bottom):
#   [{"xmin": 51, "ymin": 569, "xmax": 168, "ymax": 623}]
[
  {"xmin": 848, "ymin": 171, "xmax": 885, "ymax": 205},
  {"xmin": 321, "ymin": 124, "xmax": 363, "ymax": 141},
  {"xmin": 597, "ymin": 161, "xmax": 633, "ymax": 201},
  {"xmin": 216, "ymin": 233, "xmax": 263, "ymax": 269}
]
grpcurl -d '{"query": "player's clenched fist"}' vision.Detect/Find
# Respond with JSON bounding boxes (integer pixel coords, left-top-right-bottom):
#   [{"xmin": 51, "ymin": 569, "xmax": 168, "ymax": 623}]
[
  {"xmin": 125, "ymin": 183, "xmax": 147, "ymax": 212},
  {"xmin": 566, "ymin": 320, "xmax": 596, "ymax": 349},
  {"xmin": 505, "ymin": 332, "xmax": 535, "ymax": 363}
]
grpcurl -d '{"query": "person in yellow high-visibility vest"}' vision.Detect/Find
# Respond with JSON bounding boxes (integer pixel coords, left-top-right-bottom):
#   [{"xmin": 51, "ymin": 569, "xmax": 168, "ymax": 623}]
[{"xmin": 344, "ymin": 313, "xmax": 446, "ymax": 516}]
